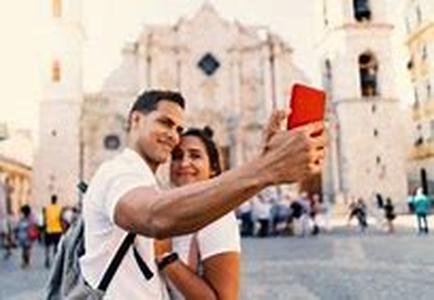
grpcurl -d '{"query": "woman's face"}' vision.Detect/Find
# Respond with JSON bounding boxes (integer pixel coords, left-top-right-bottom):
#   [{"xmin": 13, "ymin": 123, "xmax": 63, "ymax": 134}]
[{"xmin": 170, "ymin": 135, "xmax": 212, "ymax": 186}]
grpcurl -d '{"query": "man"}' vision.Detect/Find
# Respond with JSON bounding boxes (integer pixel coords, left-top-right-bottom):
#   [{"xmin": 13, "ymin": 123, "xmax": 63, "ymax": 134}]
[
  {"xmin": 44, "ymin": 194, "xmax": 63, "ymax": 268},
  {"xmin": 80, "ymin": 90, "xmax": 326, "ymax": 299}
]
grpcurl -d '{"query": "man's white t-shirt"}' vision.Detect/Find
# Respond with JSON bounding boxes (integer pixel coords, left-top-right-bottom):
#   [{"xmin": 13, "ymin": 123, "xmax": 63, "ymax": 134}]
[
  {"xmin": 170, "ymin": 212, "xmax": 241, "ymax": 300},
  {"xmin": 80, "ymin": 148, "xmax": 170, "ymax": 300}
]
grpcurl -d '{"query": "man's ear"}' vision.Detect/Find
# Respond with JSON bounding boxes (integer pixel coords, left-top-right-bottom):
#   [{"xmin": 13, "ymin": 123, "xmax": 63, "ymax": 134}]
[{"xmin": 129, "ymin": 111, "xmax": 143, "ymax": 130}]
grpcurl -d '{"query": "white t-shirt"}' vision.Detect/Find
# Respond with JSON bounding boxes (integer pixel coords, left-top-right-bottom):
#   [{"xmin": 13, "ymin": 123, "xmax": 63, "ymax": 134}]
[
  {"xmin": 170, "ymin": 212, "xmax": 241, "ymax": 300},
  {"xmin": 80, "ymin": 148, "xmax": 170, "ymax": 300}
]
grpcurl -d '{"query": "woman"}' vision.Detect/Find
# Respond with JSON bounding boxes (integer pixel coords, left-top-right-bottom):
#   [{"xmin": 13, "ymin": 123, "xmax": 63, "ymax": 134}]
[{"xmin": 155, "ymin": 126, "xmax": 241, "ymax": 300}]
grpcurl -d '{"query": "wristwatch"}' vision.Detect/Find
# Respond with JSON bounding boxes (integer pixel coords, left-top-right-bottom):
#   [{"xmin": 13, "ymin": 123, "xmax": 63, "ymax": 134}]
[{"xmin": 157, "ymin": 252, "xmax": 179, "ymax": 271}]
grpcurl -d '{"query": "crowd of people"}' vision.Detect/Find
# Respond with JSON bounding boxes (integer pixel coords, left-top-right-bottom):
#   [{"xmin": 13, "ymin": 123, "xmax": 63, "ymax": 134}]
[
  {"xmin": 0, "ymin": 194, "xmax": 79, "ymax": 269},
  {"xmin": 344, "ymin": 189, "xmax": 432, "ymax": 235},
  {"xmin": 237, "ymin": 189, "xmax": 330, "ymax": 238},
  {"xmin": 0, "ymin": 184, "xmax": 432, "ymax": 274}
]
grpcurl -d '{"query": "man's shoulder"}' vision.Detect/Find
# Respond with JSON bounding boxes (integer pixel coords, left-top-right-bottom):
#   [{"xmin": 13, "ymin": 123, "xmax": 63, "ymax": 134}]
[{"xmin": 94, "ymin": 153, "xmax": 135, "ymax": 178}]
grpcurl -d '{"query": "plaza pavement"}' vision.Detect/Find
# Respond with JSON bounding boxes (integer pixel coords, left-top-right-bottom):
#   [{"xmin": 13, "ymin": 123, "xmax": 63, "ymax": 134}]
[{"xmin": 1, "ymin": 215, "xmax": 433, "ymax": 300}]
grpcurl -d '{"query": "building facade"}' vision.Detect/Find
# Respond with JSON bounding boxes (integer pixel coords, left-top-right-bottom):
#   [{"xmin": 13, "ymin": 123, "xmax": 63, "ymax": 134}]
[
  {"xmin": 33, "ymin": 0, "xmax": 84, "ymax": 209},
  {"xmin": 318, "ymin": 0, "xmax": 408, "ymax": 205},
  {"xmin": 0, "ymin": 127, "xmax": 33, "ymax": 216},
  {"xmin": 405, "ymin": 0, "xmax": 434, "ymax": 194},
  {"xmin": 34, "ymin": 1, "xmax": 309, "ymax": 207}
]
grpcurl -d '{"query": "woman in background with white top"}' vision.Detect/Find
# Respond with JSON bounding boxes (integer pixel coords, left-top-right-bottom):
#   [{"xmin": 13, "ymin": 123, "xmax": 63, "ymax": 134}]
[{"xmin": 155, "ymin": 126, "xmax": 241, "ymax": 300}]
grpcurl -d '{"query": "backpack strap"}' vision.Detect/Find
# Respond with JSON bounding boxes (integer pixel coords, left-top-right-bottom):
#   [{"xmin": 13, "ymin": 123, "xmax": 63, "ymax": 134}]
[
  {"xmin": 97, "ymin": 233, "xmax": 136, "ymax": 291},
  {"xmin": 97, "ymin": 233, "xmax": 154, "ymax": 291},
  {"xmin": 133, "ymin": 245, "xmax": 154, "ymax": 280},
  {"xmin": 78, "ymin": 181, "xmax": 154, "ymax": 291}
]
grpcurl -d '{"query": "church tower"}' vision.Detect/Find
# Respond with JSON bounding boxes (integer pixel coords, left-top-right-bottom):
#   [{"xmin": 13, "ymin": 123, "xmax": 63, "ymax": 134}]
[
  {"xmin": 318, "ymin": 0, "xmax": 407, "ymax": 205},
  {"xmin": 33, "ymin": 0, "xmax": 84, "ymax": 207}
]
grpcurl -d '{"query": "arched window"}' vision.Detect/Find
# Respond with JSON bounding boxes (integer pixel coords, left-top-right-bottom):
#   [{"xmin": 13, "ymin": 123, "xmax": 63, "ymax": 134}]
[
  {"xmin": 353, "ymin": 0, "xmax": 371, "ymax": 22},
  {"xmin": 52, "ymin": 60, "xmax": 61, "ymax": 82},
  {"xmin": 53, "ymin": 0, "xmax": 62, "ymax": 18},
  {"xmin": 358, "ymin": 52, "xmax": 378, "ymax": 97},
  {"xmin": 104, "ymin": 134, "xmax": 121, "ymax": 150}
]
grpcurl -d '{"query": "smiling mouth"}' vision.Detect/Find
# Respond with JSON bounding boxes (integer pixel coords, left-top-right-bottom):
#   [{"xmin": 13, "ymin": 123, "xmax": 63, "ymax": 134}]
[
  {"xmin": 176, "ymin": 172, "xmax": 197, "ymax": 177},
  {"xmin": 160, "ymin": 143, "xmax": 173, "ymax": 152}
]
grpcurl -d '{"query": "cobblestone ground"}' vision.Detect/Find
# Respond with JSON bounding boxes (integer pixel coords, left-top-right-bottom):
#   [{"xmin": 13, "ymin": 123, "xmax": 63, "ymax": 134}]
[
  {"xmin": 240, "ymin": 227, "xmax": 434, "ymax": 300},
  {"xmin": 1, "ymin": 225, "xmax": 433, "ymax": 300},
  {"xmin": 0, "ymin": 241, "xmax": 49, "ymax": 300}
]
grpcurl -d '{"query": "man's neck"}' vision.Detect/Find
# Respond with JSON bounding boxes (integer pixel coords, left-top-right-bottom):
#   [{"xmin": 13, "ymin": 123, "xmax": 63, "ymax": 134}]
[
  {"xmin": 127, "ymin": 143, "xmax": 159, "ymax": 174},
  {"xmin": 143, "ymin": 155, "xmax": 158, "ymax": 174}
]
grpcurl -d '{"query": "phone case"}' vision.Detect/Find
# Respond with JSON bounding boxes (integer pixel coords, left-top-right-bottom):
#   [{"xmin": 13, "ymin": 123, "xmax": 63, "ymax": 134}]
[{"xmin": 287, "ymin": 83, "xmax": 326, "ymax": 130}]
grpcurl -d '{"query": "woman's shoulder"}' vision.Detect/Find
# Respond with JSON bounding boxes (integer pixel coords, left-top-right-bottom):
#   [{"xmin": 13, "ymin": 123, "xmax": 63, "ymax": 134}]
[
  {"xmin": 199, "ymin": 212, "xmax": 238, "ymax": 235},
  {"xmin": 196, "ymin": 212, "xmax": 240, "ymax": 259}
]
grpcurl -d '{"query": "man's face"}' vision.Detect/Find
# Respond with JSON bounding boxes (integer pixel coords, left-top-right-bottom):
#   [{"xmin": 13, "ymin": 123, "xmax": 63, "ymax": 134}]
[{"xmin": 130, "ymin": 100, "xmax": 184, "ymax": 167}]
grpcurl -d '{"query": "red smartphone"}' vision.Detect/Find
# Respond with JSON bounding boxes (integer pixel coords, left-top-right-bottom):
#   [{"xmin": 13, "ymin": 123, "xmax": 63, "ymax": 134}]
[{"xmin": 287, "ymin": 83, "xmax": 326, "ymax": 130}]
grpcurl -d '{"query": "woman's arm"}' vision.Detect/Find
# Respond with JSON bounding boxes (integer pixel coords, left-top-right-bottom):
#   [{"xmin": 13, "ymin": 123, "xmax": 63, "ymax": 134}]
[
  {"xmin": 161, "ymin": 252, "xmax": 240, "ymax": 300},
  {"xmin": 161, "ymin": 258, "xmax": 217, "ymax": 300},
  {"xmin": 202, "ymin": 252, "xmax": 240, "ymax": 300}
]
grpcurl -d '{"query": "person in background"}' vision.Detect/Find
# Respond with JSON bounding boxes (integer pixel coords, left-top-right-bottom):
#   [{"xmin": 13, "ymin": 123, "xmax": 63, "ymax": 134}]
[
  {"xmin": 310, "ymin": 193, "xmax": 321, "ymax": 235},
  {"xmin": 376, "ymin": 193, "xmax": 384, "ymax": 209},
  {"xmin": 253, "ymin": 192, "xmax": 272, "ymax": 237},
  {"xmin": 43, "ymin": 195, "xmax": 64, "ymax": 268},
  {"xmin": 155, "ymin": 126, "xmax": 240, "ymax": 300},
  {"xmin": 413, "ymin": 187, "xmax": 430, "ymax": 234},
  {"xmin": 298, "ymin": 192, "xmax": 311, "ymax": 237},
  {"xmin": 383, "ymin": 197, "xmax": 396, "ymax": 234},
  {"xmin": 238, "ymin": 200, "xmax": 254, "ymax": 237},
  {"xmin": 355, "ymin": 198, "xmax": 368, "ymax": 233},
  {"xmin": 15, "ymin": 205, "xmax": 36, "ymax": 268},
  {"xmin": 407, "ymin": 188, "xmax": 416, "ymax": 214}
]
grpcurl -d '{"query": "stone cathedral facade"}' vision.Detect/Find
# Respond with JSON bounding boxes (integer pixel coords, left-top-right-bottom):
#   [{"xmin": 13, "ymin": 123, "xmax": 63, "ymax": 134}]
[{"xmin": 33, "ymin": 1, "xmax": 309, "ymax": 207}]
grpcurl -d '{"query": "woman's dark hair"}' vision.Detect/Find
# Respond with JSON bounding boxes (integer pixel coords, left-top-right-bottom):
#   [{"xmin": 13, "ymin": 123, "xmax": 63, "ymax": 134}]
[{"xmin": 181, "ymin": 126, "xmax": 222, "ymax": 177}]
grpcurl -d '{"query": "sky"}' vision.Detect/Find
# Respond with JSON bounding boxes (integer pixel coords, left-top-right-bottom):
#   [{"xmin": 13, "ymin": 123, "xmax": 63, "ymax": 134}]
[{"xmin": 0, "ymin": 0, "xmax": 409, "ymax": 134}]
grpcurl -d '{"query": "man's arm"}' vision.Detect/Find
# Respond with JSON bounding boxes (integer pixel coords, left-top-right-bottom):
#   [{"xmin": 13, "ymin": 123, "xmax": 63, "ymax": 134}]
[
  {"xmin": 114, "ymin": 156, "xmax": 270, "ymax": 238},
  {"xmin": 115, "ymin": 122, "xmax": 326, "ymax": 238}
]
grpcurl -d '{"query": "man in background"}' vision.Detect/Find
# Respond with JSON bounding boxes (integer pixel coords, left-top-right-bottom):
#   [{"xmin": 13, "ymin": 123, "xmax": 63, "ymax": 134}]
[{"xmin": 43, "ymin": 194, "xmax": 63, "ymax": 268}]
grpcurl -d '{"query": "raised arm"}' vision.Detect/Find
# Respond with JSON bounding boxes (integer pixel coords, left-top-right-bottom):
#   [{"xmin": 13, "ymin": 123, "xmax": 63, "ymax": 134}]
[{"xmin": 114, "ymin": 122, "xmax": 326, "ymax": 239}]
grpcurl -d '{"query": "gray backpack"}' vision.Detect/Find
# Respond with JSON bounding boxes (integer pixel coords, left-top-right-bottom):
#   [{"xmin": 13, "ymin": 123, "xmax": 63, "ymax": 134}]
[{"xmin": 44, "ymin": 184, "xmax": 154, "ymax": 299}]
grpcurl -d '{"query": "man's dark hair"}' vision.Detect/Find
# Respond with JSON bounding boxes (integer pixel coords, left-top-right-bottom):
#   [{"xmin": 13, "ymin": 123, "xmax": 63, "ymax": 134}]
[
  {"xmin": 51, "ymin": 194, "xmax": 58, "ymax": 204},
  {"xmin": 180, "ymin": 126, "xmax": 222, "ymax": 177},
  {"xmin": 127, "ymin": 90, "xmax": 185, "ymax": 131}
]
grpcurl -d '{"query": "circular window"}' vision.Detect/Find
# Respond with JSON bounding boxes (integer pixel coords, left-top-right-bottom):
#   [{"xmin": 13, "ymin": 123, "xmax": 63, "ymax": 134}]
[{"xmin": 104, "ymin": 134, "xmax": 121, "ymax": 150}]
